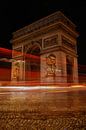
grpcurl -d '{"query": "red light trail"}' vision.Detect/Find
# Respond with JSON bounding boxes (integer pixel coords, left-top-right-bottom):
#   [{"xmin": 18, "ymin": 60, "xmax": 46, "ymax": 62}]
[{"xmin": 0, "ymin": 47, "xmax": 86, "ymax": 85}]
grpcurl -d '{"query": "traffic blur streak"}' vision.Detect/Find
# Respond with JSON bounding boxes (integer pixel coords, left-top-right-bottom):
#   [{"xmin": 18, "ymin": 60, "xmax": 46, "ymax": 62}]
[
  {"xmin": 0, "ymin": 47, "xmax": 86, "ymax": 83},
  {"xmin": 0, "ymin": 84, "xmax": 86, "ymax": 94},
  {"xmin": 0, "ymin": 80, "xmax": 82, "ymax": 86}
]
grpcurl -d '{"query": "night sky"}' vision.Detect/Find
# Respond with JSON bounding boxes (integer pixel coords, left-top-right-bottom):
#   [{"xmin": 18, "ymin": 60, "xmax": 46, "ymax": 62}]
[{"xmin": 0, "ymin": 0, "xmax": 86, "ymax": 65}]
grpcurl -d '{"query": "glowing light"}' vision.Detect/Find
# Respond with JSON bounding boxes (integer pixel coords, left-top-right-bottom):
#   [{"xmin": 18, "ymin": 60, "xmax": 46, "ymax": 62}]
[
  {"xmin": 0, "ymin": 47, "xmax": 86, "ymax": 84},
  {"xmin": 71, "ymin": 85, "xmax": 85, "ymax": 88}
]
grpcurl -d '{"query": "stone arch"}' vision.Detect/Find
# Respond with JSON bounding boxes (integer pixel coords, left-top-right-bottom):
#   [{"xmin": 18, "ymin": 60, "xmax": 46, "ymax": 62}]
[
  {"xmin": 25, "ymin": 42, "xmax": 41, "ymax": 54},
  {"xmin": 25, "ymin": 43, "xmax": 41, "ymax": 81}
]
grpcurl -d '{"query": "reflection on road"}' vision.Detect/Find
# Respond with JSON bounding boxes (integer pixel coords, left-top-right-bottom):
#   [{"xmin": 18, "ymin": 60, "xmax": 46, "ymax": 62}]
[
  {"xmin": 0, "ymin": 85, "xmax": 86, "ymax": 129},
  {"xmin": 0, "ymin": 85, "xmax": 86, "ymax": 112}
]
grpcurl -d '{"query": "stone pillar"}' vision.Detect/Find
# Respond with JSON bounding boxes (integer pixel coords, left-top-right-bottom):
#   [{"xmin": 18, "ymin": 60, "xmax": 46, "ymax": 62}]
[
  {"xmin": 40, "ymin": 54, "xmax": 48, "ymax": 83},
  {"xmin": 40, "ymin": 51, "xmax": 67, "ymax": 84},
  {"xmin": 73, "ymin": 57, "xmax": 78, "ymax": 83},
  {"xmin": 40, "ymin": 53, "xmax": 57, "ymax": 84},
  {"xmin": 11, "ymin": 60, "xmax": 25, "ymax": 81},
  {"xmin": 55, "ymin": 51, "xmax": 67, "ymax": 83},
  {"xmin": 60, "ymin": 52, "xmax": 67, "ymax": 83}
]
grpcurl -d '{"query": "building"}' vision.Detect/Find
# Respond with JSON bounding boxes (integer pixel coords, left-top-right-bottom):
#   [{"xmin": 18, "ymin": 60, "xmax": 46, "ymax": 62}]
[{"xmin": 11, "ymin": 11, "xmax": 79, "ymax": 84}]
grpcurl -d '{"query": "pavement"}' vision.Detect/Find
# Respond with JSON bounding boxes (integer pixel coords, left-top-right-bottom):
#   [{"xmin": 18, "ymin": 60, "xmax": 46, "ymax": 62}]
[{"xmin": 0, "ymin": 85, "xmax": 86, "ymax": 129}]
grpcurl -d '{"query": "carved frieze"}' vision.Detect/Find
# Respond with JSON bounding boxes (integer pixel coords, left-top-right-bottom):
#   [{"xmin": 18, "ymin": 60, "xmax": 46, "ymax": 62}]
[
  {"xmin": 62, "ymin": 37, "xmax": 76, "ymax": 51},
  {"xmin": 43, "ymin": 35, "xmax": 58, "ymax": 48}
]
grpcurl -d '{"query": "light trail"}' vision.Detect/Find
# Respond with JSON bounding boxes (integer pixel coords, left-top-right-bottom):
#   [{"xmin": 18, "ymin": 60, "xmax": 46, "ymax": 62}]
[
  {"xmin": 0, "ymin": 84, "xmax": 85, "ymax": 90},
  {"xmin": 0, "ymin": 47, "xmax": 86, "ymax": 83},
  {"xmin": 0, "ymin": 86, "xmax": 85, "ymax": 95}
]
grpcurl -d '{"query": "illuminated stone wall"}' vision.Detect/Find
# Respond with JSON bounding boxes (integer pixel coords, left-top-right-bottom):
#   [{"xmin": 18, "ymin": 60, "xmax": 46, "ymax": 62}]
[{"xmin": 11, "ymin": 11, "xmax": 79, "ymax": 83}]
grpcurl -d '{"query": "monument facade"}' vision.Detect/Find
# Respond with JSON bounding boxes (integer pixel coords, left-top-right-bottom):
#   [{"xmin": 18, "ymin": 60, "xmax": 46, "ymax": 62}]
[{"xmin": 11, "ymin": 11, "xmax": 78, "ymax": 83}]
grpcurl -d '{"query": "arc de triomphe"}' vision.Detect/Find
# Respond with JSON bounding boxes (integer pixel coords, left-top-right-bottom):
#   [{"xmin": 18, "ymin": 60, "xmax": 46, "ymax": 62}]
[{"xmin": 11, "ymin": 11, "xmax": 78, "ymax": 83}]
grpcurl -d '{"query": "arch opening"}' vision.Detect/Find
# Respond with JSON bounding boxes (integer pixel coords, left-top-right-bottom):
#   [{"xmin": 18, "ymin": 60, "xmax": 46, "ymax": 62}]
[{"xmin": 25, "ymin": 45, "xmax": 40, "ymax": 82}]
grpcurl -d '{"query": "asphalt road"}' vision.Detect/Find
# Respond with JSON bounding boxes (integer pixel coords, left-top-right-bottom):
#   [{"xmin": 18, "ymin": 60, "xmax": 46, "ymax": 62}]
[
  {"xmin": 0, "ymin": 85, "xmax": 86, "ymax": 129},
  {"xmin": 0, "ymin": 85, "xmax": 86, "ymax": 112}
]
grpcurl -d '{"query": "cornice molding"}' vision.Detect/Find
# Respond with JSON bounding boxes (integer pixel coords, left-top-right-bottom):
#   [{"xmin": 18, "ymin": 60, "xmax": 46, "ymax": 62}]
[
  {"xmin": 11, "ymin": 22, "xmax": 78, "ymax": 45},
  {"xmin": 41, "ymin": 46, "xmax": 77, "ymax": 57},
  {"xmin": 12, "ymin": 11, "xmax": 77, "ymax": 40}
]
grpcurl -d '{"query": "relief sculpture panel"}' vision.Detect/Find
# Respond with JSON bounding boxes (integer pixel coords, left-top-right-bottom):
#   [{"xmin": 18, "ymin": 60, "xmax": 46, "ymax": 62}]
[
  {"xmin": 62, "ymin": 37, "xmax": 76, "ymax": 51},
  {"xmin": 46, "ymin": 54, "xmax": 56, "ymax": 77},
  {"xmin": 12, "ymin": 62, "xmax": 20, "ymax": 81},
  {"xmin": 43, "ymin": 35, "xmax": 58, "ymax": 48}
]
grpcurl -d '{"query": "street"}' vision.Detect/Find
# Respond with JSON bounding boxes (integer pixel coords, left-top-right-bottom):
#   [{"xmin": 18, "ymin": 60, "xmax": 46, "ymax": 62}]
[{"xmin": 0, "ymin": 85, "xmax": 86, "ymax": 129}]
